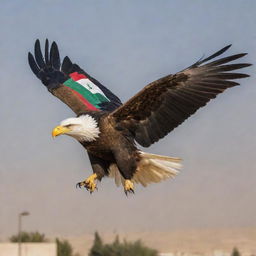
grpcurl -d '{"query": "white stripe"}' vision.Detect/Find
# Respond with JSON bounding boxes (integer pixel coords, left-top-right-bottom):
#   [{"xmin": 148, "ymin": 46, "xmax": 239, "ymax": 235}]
[{"xmin": 76, "ymin": 78, "xmax": 108, "ymax": 98}]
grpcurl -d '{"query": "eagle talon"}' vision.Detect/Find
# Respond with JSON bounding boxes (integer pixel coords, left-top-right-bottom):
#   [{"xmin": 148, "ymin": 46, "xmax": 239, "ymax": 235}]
[
  {"xmin": 76, "ymin": 173, "xmax": 98, "ymax": 193},
  {"xmin": 125, "ymin": 189, "xmax": 134, "ymax": 196},
  {"xmin": 76, "ymin": 182, "xmax": 83, "ymax": 189},
  {"xmin": 124, "ymin": 180, "xmax": 134, "ymax": 195},
  {"xmin": 90, "ymin": 186, "xmax": 98, "ymax": 194}
]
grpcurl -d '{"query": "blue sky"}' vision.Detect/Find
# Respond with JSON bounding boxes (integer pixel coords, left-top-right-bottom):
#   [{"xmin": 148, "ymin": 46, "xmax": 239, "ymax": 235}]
[{"xmin": 0, "ymin": 0, "xmax": 255, "ymax": 238}]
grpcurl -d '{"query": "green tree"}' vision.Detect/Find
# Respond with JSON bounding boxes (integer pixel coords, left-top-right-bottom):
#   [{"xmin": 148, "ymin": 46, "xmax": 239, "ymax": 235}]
[
  {"xmin": 89, "ymin": 232, "xmax": 158, "ymax": 256},
  {"xmin": 56, "ymin": 238, "xmax": 74, "ymax": 256},
  {"xmin": 9, "ymin": 231, "xmax": 47, "ymax": 242},
  {"xmin": 10, "ymin": 232, "xmax": 79, "ymax": 256},
  {"xmin": 231, "ymin": 248, "xmax": 241, "ymax": 256},
  {"xmin": 89, "ymin": 232, "xmax": 104, "ymax": 256}
]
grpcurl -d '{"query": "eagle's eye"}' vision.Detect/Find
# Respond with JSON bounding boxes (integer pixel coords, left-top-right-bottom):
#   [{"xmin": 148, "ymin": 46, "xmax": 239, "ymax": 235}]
[{"xmin": 64, "ymin": 124, "xmax": 80, "ymax": 130}]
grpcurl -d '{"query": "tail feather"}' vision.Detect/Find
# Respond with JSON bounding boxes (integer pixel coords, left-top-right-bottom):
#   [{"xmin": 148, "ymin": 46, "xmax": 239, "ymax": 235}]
[
  {"xmin": 134, "ymin": 152, "xmax": 182, "ymax": 187},
  {"xmin": 109, "ymin": 151, "xmax": 182, "ymax": 188},
  {"xmin": 108, "ymin": 163, "xmax": 124, "ymax": 187}
]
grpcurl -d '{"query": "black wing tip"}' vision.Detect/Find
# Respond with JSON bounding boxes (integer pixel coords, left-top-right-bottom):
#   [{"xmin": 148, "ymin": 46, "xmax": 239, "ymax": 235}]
[
  {"xmin": 223, "ymin": 44, "xmax": 232, "ymax": 51},
  {"xmin": 45, "ymin": 39, "xmax": 49, "ymax": 49},
  {"xmin": 34, "ymin": 39, "xmax": 41, "ymax": 53},
  {"xmin": 51, "ymin": 41, "xmax": 58, "ymax": 49},
  {"xmin": 63, "ymin": 55, "xmax": 71, "ymax": 61},
  {"xmin": 34, "ymin": 38, "xmax": 49, "ymax": 45},
  {"xmin": 239, "ymin": 63, "xmax": 252, "ymax": 68},
  {"xmin": 28, "ymin": 52, "xmax": 40, "ymax": 77},
  {"xmin": 62, "ymin": 56, "xmax": 72, "ymax": 66},
  {"xmin": 237, "ymin": 52, "xmax": 248, "ymax": 57},
  {"xmin": 201, "ymin": 44, "xmax": 232, "ymax": 64},
  {"xmin": 61, "ymin": 56, "xmax": 73, "ymax": 74},
  {"xmin": 45, "ymin": 39, "xmax": 49, "ymax": 64},
  {"xmin": 29, "ymin": 38, "xmax": 63, "ymax": 78},
  {"xmin": 50, "ymin": 41, "xmax": 59, "ymax": 55},
  {"xmin": 228, "ymin": 73, "xmax": 250, "ymax": 79},
  {"xmin": 34, "ymin": 39, "xmax": 41, "ymax": 54},
  {"xmin": 63, "ymin": 56, "xmax": 72, "ymax": 65},
  {"xmin": 241, "ymin": 53, "xmax": 249, "ymax": 59},
  {"xmin": 50, "ymin": 40, "xmax": 61, "ymax": 69},
  {"xmin": 237, "ymin": 73, "xmax": 250, "ymax": 78},
  {"xmin": 28, "ymin": 52, "xmax": 34, "ymax": 66},
  {"xmin": 34, "ymin": 39, "xmax": 59, "ymax": 50},
  {"xmin": 197, "ymin": 50, "xmax": 251, "ymax": 70}
]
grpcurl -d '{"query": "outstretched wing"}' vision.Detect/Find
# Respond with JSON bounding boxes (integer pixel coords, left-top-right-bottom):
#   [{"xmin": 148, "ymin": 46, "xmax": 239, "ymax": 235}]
[
  {"xmin": 111, "ymin": 45, "xmax": 251, "ymax": 147},
  {"xmin": 28, "ymin": 39, "xmax": 122, "ymax": 114}
]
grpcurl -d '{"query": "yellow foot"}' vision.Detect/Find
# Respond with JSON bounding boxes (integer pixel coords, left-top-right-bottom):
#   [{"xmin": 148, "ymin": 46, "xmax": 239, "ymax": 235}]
[
  {"xmin": 76, "ymin": 173, "xmax": 98, "ymax": 193},
  {"xmin": 124, "ymin": 179, "xmax": 134, "ymax": 195}
]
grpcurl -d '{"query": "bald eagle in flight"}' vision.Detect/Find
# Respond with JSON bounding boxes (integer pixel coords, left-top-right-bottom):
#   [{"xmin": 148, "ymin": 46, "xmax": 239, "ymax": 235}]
[{"xmin": 28, "ymin": 40, "xmax": 251, "ymax": 194}]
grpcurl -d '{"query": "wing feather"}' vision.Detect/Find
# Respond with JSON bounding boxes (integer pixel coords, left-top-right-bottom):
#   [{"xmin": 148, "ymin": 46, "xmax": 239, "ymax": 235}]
[
  {"xmin": 28, "ymin": 39, "xmax": 122, "ymax": 114},
  {"xmin": 50, "ymin": 42, "xmax": 61, "ymax": 70},
  {"xmin": 44, "ymin": 39, "xmax": 50, "ymax": 65},
  {"xmin": 111, "ymin": 45, "xmax": 251, "ymax": 147},
  {"xmin": 34, "ymin": 40, "xmax": 45, "ymax": 69},
  {"xmin": 28, "ymin": 52, "xmax": 40, "ymax": 78}
]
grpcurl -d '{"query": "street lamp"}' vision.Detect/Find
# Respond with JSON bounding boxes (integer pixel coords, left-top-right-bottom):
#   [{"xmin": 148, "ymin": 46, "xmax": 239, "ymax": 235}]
[{"xmin": 18, "ymin": 211, "xmax": 30, "ymax": 256}]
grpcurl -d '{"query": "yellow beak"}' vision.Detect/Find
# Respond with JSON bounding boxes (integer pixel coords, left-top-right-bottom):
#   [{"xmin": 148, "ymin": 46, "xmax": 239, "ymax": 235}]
[{"xmin": 52, "ymin": 125, "xmax": 71, "ymax": 137}]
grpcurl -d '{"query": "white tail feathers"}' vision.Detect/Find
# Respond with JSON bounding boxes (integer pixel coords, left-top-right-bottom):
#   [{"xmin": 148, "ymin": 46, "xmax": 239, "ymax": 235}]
[
  {"xmin": 133, "ymin": 152, "xmax": 182, "ymax": 187},
  {"xmin": 108, "ymin": 152, "xmax": 182, "ymax": 187},
  {"xmin": 108, "ymin": 163, "xmax": 123, "ymax": 187}
]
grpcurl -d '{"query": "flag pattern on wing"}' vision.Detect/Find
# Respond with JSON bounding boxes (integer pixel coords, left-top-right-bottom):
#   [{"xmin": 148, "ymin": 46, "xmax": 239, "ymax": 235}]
[{"xmin": 63, "ymin": 72, "xmax": 110, "ymax": 111}]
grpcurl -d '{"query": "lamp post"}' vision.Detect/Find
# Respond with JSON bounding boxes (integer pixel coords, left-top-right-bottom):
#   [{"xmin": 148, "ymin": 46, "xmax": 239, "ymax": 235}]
[{"xmin": 18, "ymin": 211, "xmax": 30, "ymax": 256}]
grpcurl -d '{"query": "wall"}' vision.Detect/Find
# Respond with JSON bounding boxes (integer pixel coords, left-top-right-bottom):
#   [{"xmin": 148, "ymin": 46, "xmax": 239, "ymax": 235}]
[{"xmin": 0, "ymin": 243, "xmax": 57, "ymax": 256}]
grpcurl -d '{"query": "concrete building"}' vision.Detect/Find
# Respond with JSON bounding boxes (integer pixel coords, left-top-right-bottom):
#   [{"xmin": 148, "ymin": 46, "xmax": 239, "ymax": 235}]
[{"xmin": 0, "ymin": 243, "xmax": 57, "ymax": 256}]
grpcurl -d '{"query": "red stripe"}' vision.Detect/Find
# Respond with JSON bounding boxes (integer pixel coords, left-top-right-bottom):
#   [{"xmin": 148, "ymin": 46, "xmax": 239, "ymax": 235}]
[
  {"xmin": 69, "ymin": 72, "xmax": 87, "ymax": 81},
  {"xmin": 67, "ymin": 86, "xmax": 99, "ymax": 111}
]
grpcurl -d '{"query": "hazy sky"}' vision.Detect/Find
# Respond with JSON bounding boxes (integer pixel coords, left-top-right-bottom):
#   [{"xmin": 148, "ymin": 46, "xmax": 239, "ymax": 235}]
[{"xmin": 0, "ymin": 0, "xmax": 255, "ymax": 239}]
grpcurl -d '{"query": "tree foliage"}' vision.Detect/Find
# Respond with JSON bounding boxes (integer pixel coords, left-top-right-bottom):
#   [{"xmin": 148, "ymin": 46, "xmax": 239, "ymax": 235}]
[
  {"xmin": 89, "ymin": 232, "xmax": 158, "ymax": 256},
  {"xmin": 231, "ymin": 248, "xmax": 241, "ymax": 256},
  {"xmin": 9, "ymin": 231, "xmax": 47, "ymax": 242},
  {"xmin": 56, "ymin": 238, "xmax": 81, "ymax": 256},
  {"xmin": 89, "ymin": 232, "xmax": 104, "ymax": 256},
  {"xmin": 56, "ymin": 238, "xmax": 77, "ymax": 256},
  {"xmin": 10, "ymin": 232, "xmax": 79, "ymax": 256}
]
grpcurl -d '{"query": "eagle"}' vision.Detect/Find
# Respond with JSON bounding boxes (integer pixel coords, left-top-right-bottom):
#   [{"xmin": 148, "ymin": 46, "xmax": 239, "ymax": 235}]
[{"xmin": 28, "ymin": 40, "xmax": 251, "ymax": 194}]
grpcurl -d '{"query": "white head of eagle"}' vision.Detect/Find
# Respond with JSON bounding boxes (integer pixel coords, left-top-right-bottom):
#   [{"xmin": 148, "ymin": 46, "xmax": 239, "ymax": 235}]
[{"xmin": 52, "ymin": 115, "xmax": 100, "ymax": 142}]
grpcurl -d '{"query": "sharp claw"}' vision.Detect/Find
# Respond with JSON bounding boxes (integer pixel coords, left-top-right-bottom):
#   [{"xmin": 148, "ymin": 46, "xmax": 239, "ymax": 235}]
[
  {"xmin": 76, "ymin": 180, "xmax": 97, "ymax": 193},
  {"xmin": 76, "ymin": 174, "xmax": 98, "ymax": 193},
  {"xmin": 124, "ymin": 188, "xmax": 135, "ymax": 196},
  {"xmin": 76, "ymin": 182, "xmax": 82, "ymax": 189},
  {"xmin": 124, "ymin": 180, "xmax": 134, "ymax": 195}
]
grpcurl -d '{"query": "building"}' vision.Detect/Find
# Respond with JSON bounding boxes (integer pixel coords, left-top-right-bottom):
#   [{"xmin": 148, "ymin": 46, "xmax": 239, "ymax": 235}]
[{"xmin": 0, "ymin": 243, "xmax": 57, "ymax": 256}]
